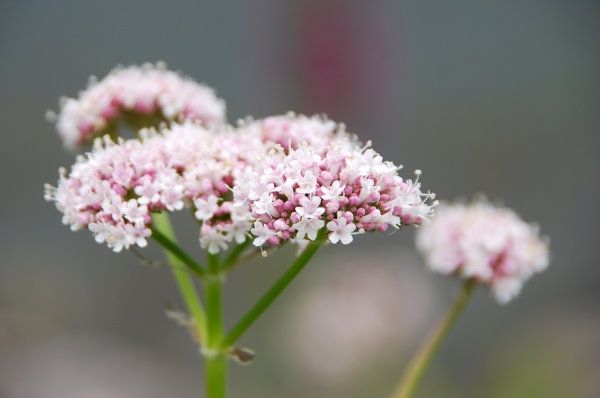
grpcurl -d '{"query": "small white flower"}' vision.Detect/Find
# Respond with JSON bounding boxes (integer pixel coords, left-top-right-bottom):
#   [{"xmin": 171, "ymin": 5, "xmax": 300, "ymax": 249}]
[
  {"xmin": 121, "ymin": 199, "xmax": 148, "ymax": 225},
  {"xmin": 251, "ymin": 221, "xmax": 275, "ymax": 246},
  {"xmin": 327, "ymin": 217, "xmax": 356, "ymax": 244},
  {"xmin": 224, "ymin": 220, "xmax": 251, "ymax": 244},
  {"xmin": 194, "ymin": 195, "xmax": 220, "ymax": 220},
  {"xmin": 358, "ymin": 177, "xmax": 380, "ymax": 201},
  {"xmin": 321, "ymin": 181, "xmax": 345, "ymax": 202},
  {"xmin": 253, "ymin": 192, "xmax": 279, "ymax": 217},
  {"xmin": 293, "ymin": 217, "xmax": 325, "ymax": 241},
  {"xmin": 295, "ymin": 196, "xmax": 325, "ymax": 219},
  {"xmin": 296, "ymin": 170, "xmax": 317, "ymax": 195},
  {"xmin": 199, "ymin": 225, "xmax": 229, "ymax": 254}
]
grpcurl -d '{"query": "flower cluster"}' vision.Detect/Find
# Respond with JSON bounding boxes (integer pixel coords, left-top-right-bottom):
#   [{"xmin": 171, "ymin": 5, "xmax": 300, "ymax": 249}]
[
  {"xmin": 237, "ymin": 112, "xmax": 353, "ymax": 154},
  {"xmin": 47, "ymin": 62, "xmax": 226, "ymax": 149},
  {"xmin": 236, "ymin": 138, "xmax": 436, "ymax": 248},
  {"xmin": 45, "ymin": 133, "xmax": 174, "ymax": 252},
  {"xmin": 44, "ymin": 122, "xmax": 264, "ymax": 253},
  {"xmin": 415, "ymin": 200, "xmax": 549, "ymax": 304},
  {"xmin": 176, "ymin": 126, "xmax": 264, "ymax": 254},
  {"xmin": 46, "ymin": 112, "xmax": 436, "ymax": 253}
]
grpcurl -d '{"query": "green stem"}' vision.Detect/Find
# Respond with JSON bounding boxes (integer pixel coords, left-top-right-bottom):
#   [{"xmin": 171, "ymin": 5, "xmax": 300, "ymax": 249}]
[
  {"xmin": 151, "ymin": 213, "xmax": 207, "ymax": 341},
  {"xmin": 205, "ymin": 354, "xmax": 227, "ymax": 398},
  {"xmin": 149, "ymin": 224, "xmax": 207, "ymax": 278},
  {"xmin": 391, "ymin": 279, "xmax": 476, "ymax": 398},
  {"xmin": 205, "ymin": 253, "xmax": 224, "ymax": 346},
  {"xmin": 204, "ymin": 252, "xmax": 226, "ymax": 398},
  {"xmin": 219, "ymin": 233, "xmax": 327, "ymax": 350}
]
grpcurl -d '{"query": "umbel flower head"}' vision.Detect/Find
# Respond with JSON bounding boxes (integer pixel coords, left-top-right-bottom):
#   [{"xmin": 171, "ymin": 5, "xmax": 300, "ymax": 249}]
[
  {"xmin": 44, "ymin": 121, "xmax": 264, "ymax": 253},
  {"xmin": 45, "ymin": 113, "xmax": 436, "ymax": 254},
  {"xmin": 47, "ymin": 62, "xmax": 226, "ymax": 149},
  {"xmin": 415, "ymin": 199, "xmax": 549, "ymax": 304},
  {"xmin": 44, "ymin": 130, "xmax": 185, "ymax": 252},
  {"xmin": 234, "ymin": 137, "xmax": 437, "ymax": 248},
  {"xmin": 236, "ymin": 112, "xmax": 355, "ymax": 154}
]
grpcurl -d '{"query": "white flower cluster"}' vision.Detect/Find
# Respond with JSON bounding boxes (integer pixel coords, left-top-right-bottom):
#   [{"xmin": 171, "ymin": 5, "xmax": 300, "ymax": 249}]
[
  {"xmin": 47, "ymin": 62, "xmax": 226, "ymax": 149},
  {"xmin": 46, "ymin": 113, "xmax": 436, "ymax": 253},
  {"xmin": 416, "ymin": 200, "xmax": 549, "ymax": 304}
]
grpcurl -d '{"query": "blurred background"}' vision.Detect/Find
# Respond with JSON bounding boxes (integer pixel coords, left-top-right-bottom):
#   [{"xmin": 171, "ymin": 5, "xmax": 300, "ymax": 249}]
[{"xmin": 1, "ymin": 0, "xmax": 599, "ymax": 397}]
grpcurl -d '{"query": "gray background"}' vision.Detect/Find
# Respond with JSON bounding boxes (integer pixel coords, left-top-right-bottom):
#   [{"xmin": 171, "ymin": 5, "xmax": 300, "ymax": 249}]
[{"xmin": 1, "ymin": 1, "xmax": 599, "ymax": 397}]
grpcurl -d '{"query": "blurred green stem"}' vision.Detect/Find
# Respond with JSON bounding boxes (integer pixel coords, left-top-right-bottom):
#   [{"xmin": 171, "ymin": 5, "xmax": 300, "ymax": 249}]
[
  {"xmin": 151, "ymin": 213, "xmax": 207, "ymax": 340},
  {"xmin": 204, "ymin": 252, "xmax": 226, "ymax": 398},
  {"xmin": 391, "ymin": 278, "xmax": 476, "ymax": 398}
]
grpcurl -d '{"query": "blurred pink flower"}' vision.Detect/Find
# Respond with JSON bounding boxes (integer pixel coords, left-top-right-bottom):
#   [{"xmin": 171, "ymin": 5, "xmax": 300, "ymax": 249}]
[
  {"xmin": 47, "ymin": 62, "xmax": 226, "ymax": 149},
  {"xmin": 416, "ymin": 199, "xmax": 549, "ymax": 304}
]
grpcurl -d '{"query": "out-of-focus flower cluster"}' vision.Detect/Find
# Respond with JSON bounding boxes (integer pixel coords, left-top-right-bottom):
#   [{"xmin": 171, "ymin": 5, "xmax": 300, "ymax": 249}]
[
  {"xmin": 237, "ymin": 112, "xmax": 352, "ymax": 153},
  {"xmin": 416, "ymin": 199, "xmax": 549, "ymax": 304},
  {"xmin": 46, "ymin": 109, "xmax": 436, "ymax": 253},
  {"xmin": 47, "ymin": 63, "xmax": 226, "ymax": 149}
]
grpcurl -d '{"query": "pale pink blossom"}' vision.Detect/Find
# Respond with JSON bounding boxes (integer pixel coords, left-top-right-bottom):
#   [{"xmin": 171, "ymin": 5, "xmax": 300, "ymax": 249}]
[
  {"xmin": 45, "ymin": 132, "xmax": 184, "ymax": 252},
  {"xmin": 416, "ymin": 199, "xmax": 550, "ymax": 304},
  {"xmin": 327, "ymin": 217, "xmax": 356, "ymax": 244},
  {"xmin": 194, "ymin": 195, "xmax": 220, "ymax": 220},
  {"xmin": 320, "ymin": 180, "xmax": 345, "ymax": 202},
  {"xmin": 293, "ymin": 217, "xmax": 325, "ymax": 241},
  {"xmin": 152, "ymin": 122, "xmax": 264, "ymax": 253},
  {"xmin": 251, "ymin": 221, "xmax": 276, "ymax": 246},
  {"xmin": 200, "ymin": 224, "xmax": 229, "ymax": 254},
  {"xmin": 236, "ymin": 112, "xmax": 355, "ymax": 154},
  {"xmin": 48, "ymin": 62, "xmax": 226, "ymax": 149},
  {"xmin": 46, "ymin": 111, "xmax": 436, "ymax": 254},
  {"xmin": 295, "ymin": 196, "xmax": 324, "ymax": 219}
]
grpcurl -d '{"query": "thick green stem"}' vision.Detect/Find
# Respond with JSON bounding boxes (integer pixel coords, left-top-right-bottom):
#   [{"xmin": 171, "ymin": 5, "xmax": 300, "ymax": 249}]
[
  {"xmin": 205, "ymin": 354, "xmax": 227, "ymax": 398},
  {"xmin": 391, "ymin": 279, "xmax": 476, "ymax": 398},
  {"xmin": 219, "ymin": 234, "xmax": 326, "ymax": 350},
  {"xmin": 151, "ymin": 213, "xmax": 207, "ymax": 341},
  {"xmin": 204, "ymin": 252, "xmax": 226, "ymax": 398}
]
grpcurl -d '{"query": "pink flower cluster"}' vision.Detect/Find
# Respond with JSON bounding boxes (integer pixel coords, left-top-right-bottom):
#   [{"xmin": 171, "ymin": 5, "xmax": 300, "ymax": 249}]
[
  {"xmin": 47, "ymin": 63, "xmax": 226, "ymax": 149},
  {"xmin": 46, "ymin": 112, "xmax": 435, "ymax": 253},
  {"xmin": 235, "ymin": 138, "xmax": 436, "ymax": 248},
  {"xmin": 237, "ymin": 112, "xmax": 354, "ymax": 153},
  {"xmin": 415, "ymin": 200, "xmax": 549, "ymax": 304},
  {"xmin": 194, "ymin": 113, "xmax": 351, "ymax": 253},
  {"xmin": 44, "ymin": 122, "xmax": 266, "ymax": 253}
]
